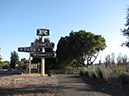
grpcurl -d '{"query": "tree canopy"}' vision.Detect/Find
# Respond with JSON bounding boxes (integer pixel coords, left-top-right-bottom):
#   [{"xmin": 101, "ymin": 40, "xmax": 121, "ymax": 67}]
[
  {"xmin": 10, "ymin": 51, "xmax": 19, "ymax": 68},
  {"xmin": 121, "ymin": 7, "xmax": 129, "ymax": 47},
  {"xmin": 56, "ymin": 30, "xmax": 106, "ymax": 68},
  {"xmin": 0, "ymin": 55, "xmax": 2, "ymax": 66}
]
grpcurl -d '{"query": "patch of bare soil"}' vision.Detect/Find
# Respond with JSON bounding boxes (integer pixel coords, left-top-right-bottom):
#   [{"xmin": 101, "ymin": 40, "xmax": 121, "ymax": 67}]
[
  {"xmin": 83, "ymin": 76, "xmax": 129, "ymax": 96},
  {"xmin": 0, "ymin": 75, "xmax": 59, "ymax": 96}
]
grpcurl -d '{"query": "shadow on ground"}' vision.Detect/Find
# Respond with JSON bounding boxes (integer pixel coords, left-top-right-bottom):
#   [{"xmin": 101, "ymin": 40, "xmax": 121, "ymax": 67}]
[{"xmin": 0, "ymin": 84, "xmax": 57, "ymax": 96}]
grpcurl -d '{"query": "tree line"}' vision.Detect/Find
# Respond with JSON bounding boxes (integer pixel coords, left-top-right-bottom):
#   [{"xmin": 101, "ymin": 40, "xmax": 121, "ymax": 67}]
[{"xmin": 99, "ymin": 53, "xmax": 129, "ymax": 68}]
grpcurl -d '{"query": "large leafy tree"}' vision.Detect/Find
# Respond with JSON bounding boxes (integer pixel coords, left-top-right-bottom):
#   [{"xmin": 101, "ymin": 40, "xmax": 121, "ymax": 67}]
[
  {"xmin": 56, "ymin": 30, "xmax": 106, "ymax": 68},
  {"xmin": 121, "ymin": 7, "xmax": 129, "ymax": 47},
  {"xmin": 10, "ymin": 51, "xmax": 19, "ymax": 68}
]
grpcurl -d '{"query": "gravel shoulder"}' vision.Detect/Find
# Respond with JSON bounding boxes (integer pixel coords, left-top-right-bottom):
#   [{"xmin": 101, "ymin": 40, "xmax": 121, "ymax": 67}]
[{"xmin": 0, "ymin": 74, "xmax": 59, "ymax": 96}]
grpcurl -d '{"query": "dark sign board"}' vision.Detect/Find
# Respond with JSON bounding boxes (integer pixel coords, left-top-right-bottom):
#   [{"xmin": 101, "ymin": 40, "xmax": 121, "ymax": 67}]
[
  {"xmin": 31, "ymin": 52, "xmax": 54, "ymax": 58},
  {"xmin": 31, "ymin": 42, "xmax": 54, "ymax": 48},
  {"xmin": 37, "ymin": 29, "xmax": 49, "ymax": 36},
  {"xmin": 18, "ymin": 47, "xmax": 42, "ymax": 52}
]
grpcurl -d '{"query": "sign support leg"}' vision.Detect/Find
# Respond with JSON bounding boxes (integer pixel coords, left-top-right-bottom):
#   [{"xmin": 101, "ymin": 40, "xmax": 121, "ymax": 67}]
[
  {"xmin": 41, "ymin": 35, "xmax": 45, "ymax": 76},
  {"xmin": 29, "ymin": 53, "xmax": 31, "ymax": 75},
  {"xmin": 41, "ymin": 58, "xmax": 45, "ymax": 76}
]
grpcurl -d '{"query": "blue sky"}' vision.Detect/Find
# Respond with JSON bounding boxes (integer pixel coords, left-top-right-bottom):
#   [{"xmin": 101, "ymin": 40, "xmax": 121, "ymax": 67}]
[{"xmin": 0, "ymin": 0, "xmax": 129, "ymax": 63}]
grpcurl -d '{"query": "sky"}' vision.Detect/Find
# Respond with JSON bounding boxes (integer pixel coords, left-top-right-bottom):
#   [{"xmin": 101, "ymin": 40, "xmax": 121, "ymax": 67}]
[{"xmin": 0, "ymin": 0, "xmax": 129, "ymax": 63}]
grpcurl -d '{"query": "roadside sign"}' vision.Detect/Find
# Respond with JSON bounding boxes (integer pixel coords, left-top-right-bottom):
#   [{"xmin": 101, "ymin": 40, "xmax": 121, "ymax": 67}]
[
  {"xmin": 31, "ymin": 42, "xmax": 54, "ymax": 48},
  {"xmin": 37, "ymin": 29, "xmax": 49, "ymax": 36},
  {"xmin": 18, "ymin": 47, "xmax": 42, "ymax": 52},
  {"xmin": 31, "ymin": 52, "xmax": 54, "ymax": 58}
]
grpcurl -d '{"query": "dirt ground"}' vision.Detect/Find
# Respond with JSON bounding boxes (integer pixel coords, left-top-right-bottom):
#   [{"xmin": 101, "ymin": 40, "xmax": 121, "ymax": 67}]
[
  {"xmin": 0, "ymin": 74, "xmax": 129, "ymax": 96},
  {"xmin": 83, "ymin": 76, "xmax": 129, "ymax": 96},
  {"xmin": 0, "ymin": 74, "xmax": 59, "ymax": 96}
]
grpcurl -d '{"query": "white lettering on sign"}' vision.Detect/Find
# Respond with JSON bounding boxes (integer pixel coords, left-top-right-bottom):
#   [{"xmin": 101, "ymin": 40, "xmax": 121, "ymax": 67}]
[
  {"xmin": 31, "ymin": 42, "xmax": 54, "ymax": 47},
  {"xmin": 38, "ymin": 30, "xmax": 48, "ymax": 35},
  {"xmin": 18, "ymin": 47, "xmax": 42, "ymax": 52},
  {"xmin": 31, "ymin": 53, "xmax": 54, "ymax": 58},
  {"xmin": 30, "ymin": 65, "xmax": 38, "ymax": 69},
  {"xmin": 38, "ymin": 48, "xmax": 41, "ymax": 51},
  {"xmin": 37, "ymin": 29, "xmax": 49, "ymax": 36},
  {"xmin": 20, "ymin": 48, "xmax": 23, "ymax": 51}
]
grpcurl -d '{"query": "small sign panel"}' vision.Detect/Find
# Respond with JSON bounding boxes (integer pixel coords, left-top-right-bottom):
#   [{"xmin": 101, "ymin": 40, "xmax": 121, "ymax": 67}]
[
  {"xmin": 18, "ymin": 47, "xmax": 42, "ymax": 52},
  {"xmin": 31, "ymin": 52, "xmax": 54, "ymax": 58},
  {"xmin": 31, "ymin": 42, "xmax": 54, "ymax": 48},
  {"xmin": 37, "ymin": 29, "xmax": 49, "ymax": 36}
]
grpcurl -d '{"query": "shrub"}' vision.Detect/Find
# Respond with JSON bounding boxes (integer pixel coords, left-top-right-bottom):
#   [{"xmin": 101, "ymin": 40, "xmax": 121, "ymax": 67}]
[
  {"xmin": 85, "ymin": 71, "xmax": 89, "ymax": 77},
  {"xmin": 101, "ymin": 68, "xmax": 108, "ymax": 80},
  {"xmin": 48, "ymin": 70, "xmax": 53, "ymax": 74},
  {"xmin": 90, "ymin": 69, "xmax": 96, "ymax": 79},
  {"xmin": 96, "ymin": 67, "xmax": 103, "ymax": 79},
  {"xmin": 79, "ymin": 70, "xmax": 83, "ymax": 76},
  {"xmin": 117, "ymin": 69, "xmax": 129, "ymax": 85}
]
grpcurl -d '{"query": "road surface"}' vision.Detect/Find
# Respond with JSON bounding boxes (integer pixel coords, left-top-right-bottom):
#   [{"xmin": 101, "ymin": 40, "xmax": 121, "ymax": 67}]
[{"xmin": 55, "ymin": 74, "xmax": 111, "ymax": 96}]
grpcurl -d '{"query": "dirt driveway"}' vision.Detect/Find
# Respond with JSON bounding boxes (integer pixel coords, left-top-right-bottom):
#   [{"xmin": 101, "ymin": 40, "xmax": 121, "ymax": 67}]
[{"xmin": 55, "ymin": 74, "xmax": 111, "ymax": 96}]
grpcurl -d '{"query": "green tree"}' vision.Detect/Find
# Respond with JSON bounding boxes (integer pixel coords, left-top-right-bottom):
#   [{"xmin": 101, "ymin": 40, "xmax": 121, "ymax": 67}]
[
  {"xmin": 19, "ymin": 62, "xmax": 25, "ymax": 69},
  {"xmin": 0, "ymin": 55, "xmax": 2, "ymax": 66},
  {"xmin": 121, "ymin": 7, "xmax": 129, "ymax": 47},
  {"xmin": 56, "ymin": 30, "xmax": 106, "ymax": 68},
  {"xmin": 117, "ymin": 53, "xmax": 123, "ymax": 66},
  {"xmin": 104, "ymin": 54, "xmax": 111, "ymax": 68},
  {"xmin": 111, "ymin": 53, "xmax": 115, "ymax": 66},
  {"xmin": 10, "ymin": 51, "xmax": 19, "ymax": 68},
  {"xmin": 3, "ymin": 61, "xmax": 10, "ymax": 69}
]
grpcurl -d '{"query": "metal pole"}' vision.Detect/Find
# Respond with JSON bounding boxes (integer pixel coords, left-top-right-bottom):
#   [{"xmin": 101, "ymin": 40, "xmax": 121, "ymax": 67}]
[
  {"xmin": 41, "ymin": 34, "xmax": 45, "ymax": 76},
  {"xmin": 29, "ymin": 52, "xmax": 31, "ymax": 75}
]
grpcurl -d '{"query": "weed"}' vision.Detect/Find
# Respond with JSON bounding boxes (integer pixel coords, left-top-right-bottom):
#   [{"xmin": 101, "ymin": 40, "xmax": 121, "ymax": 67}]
[
  {"xmin": 96, "ymin": 67, "xmax": 103, "ymax": 80},
  {"xmin": 117, "ymin": 69, "xmax": 129, "ymax": 85},
  {"xmin": 89, "ymin": 69, "xmax": 96, "ymax": 79},
  {"xmin": 84, "ymin": 71, "xmax": 89, "ymax": 77},
  {"xmin": 79, "ymin": 70, "xmax": 83, "ymax": 76}
]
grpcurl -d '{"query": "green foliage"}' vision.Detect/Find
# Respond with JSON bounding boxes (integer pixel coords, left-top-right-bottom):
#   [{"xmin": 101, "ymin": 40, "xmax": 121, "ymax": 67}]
[
  {"xmin": 96, "ymin": 67, "xmax": 103, "ymax": 79},
  {"xmin": 88, "ymin": 68, "xmax": 97, "ymax": 79},
  {"xmin": 0, "ymin": 55, "xmax": 2, "ymax": 66},
  {"xmin": 91, "ymin": 69, "xmax": 97, "ymax": 79},
  {"xmin": 101, "ymin": 68, "xmax": 108, "ymax": 80},
  {"xmin": 84, "ymin": 71, "xmax": 89, "ymax": 77},
  {"xmin": 3, "ymin": 61, "xmax": 10, "ymax": 69},
  {"xmin": 56, "ymin": 30, "xmax": 106, "ymax": 69},
  {"xmin": 79, "ymin": 70, "xmax": 84, "ymax": 76},
  {"xmin": 117, "ymin": 69, "xmax": 129, "ymax": 85},
  {"xmin": 48, "ymin": 70, "xmax": 54, "ymax": 74},
  {"xmin": 19, "ymin": 62, "xmax": 25, "ymax": 69},
  {"xmin": 10, "ymin": 51, "xmax": 19, "ymax": 68},
  {"xmin": 121, "ymin": 7, "xmax": 129, "ymax": 47}
]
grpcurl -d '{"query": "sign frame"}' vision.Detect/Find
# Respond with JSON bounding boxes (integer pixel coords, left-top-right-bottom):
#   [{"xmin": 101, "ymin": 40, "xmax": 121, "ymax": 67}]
[{"xmin": 37, "ymin": 29, "xmax": 49, "ymax": 36}]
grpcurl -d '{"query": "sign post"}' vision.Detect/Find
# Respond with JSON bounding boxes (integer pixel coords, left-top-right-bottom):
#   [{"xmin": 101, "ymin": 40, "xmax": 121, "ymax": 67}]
[
  {"xmin": 41, "ymin": 35, "xmax": 45, "ymax": 76},
  {"xmin": 18, "ymin": 27, "xmax": 54, "ymax": 76},
  {"xmin": 29, "ymin": 53, "xmax": 31, "ymax": 75}
]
